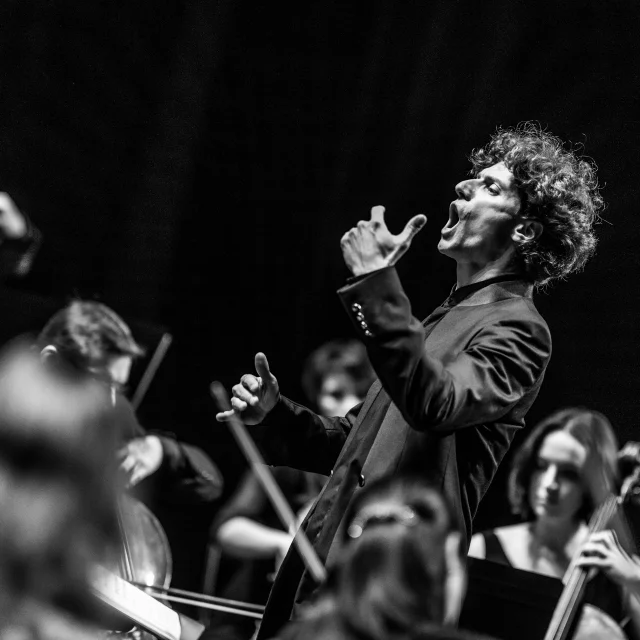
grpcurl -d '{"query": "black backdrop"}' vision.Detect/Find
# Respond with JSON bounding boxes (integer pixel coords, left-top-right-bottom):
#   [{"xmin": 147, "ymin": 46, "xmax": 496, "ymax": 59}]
[{"xmin": 0, "ymin": 0, "xmax": 639, "ymax": 535}]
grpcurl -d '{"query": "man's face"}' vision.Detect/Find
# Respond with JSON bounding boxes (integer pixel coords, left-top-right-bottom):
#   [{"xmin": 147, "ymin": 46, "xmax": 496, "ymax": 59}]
[{"xmin": 438, "ymin": 162, "xmax": 522, "ymax": 266}]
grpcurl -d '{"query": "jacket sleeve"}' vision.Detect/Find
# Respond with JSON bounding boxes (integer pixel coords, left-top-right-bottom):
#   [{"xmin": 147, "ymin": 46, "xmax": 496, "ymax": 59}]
[
  {"xmin": 0, "ymin": 216, "xmax": 42, "ymax": 279},
  {"xmin": 116, "ymin": 393, "xmax": 224, "ymax": 503},
  {"xmin": 338, "ymin": 266, "xmax": 551, "ymax": 432},
  {"xmin": 252, "ymin": 396, "xmax": 362, "ymax": 475},
  {"xmin": 153, "ymin": 435, "xmax": 225, "ymax": 504}
]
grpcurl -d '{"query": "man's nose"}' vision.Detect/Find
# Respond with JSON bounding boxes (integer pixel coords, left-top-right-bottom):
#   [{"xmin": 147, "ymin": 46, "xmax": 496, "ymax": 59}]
[{"xmin": 455, "ymin": 178, "xmax": 475, "ymax": 200}]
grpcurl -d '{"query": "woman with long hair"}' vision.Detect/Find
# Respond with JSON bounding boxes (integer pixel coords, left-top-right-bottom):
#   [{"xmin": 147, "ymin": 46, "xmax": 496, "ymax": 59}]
[{"xmin": 468, "ymin": 407, "xmax": 640, "ymax": 638}]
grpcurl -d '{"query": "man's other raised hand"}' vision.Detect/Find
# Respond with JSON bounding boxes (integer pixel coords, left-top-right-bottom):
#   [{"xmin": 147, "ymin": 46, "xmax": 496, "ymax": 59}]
[
  {"xmin": 340, "ymin": 205, "xmax": 427, "ymax": 277},
  {"xmin": 215, "ymin": 352, "xmax": 280, "ymax": 425}
]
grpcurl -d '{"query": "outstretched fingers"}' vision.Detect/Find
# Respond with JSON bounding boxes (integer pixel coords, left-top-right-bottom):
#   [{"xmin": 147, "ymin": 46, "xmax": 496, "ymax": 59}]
[
  {"xmin": 215, "ymin": 409, "xmax": 234, "ymax": 422},
  {"xmin": 395, "ymin": 214, "xmax": 428, "ymax": 244}
]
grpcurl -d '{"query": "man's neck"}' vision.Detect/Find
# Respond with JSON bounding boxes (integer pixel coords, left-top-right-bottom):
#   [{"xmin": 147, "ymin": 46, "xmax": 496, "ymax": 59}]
[{"xmin": 455, "ymin": 252, "xmax": 520, "ymax": 288}]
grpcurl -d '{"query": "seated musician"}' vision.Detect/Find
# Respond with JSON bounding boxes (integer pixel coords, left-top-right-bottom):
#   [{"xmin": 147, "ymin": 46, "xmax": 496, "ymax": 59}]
[
  {"xmin": 276, "ymin": 475, "xmax": 493, "ymax": 640},
  {"xmin": 203, "ymin": 339, "xmax": 374, "ymax": 640},
  {"xmin": 38, "ymin": 300, "xmax": 224, "ymax": 509},
  {"xmin": 0, "ymin": 341, "xmax": 120, "ymax": 638},
  {"xmin": 468, "ymin": 407, "xmax": 640, "ymax": 638}
]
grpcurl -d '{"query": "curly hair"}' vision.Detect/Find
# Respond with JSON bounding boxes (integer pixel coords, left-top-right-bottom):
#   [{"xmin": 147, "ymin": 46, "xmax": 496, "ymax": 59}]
[
  {"xmin": 508, "ymin": 407, "xmax": 619, "ymax": 523},
  {"xmin": 39, "ymin": 300, "xmax": 144, "ymax": 373},
  {"xmin": 469, "ymin": 123, "xmax": 603, "ymax": 287}
]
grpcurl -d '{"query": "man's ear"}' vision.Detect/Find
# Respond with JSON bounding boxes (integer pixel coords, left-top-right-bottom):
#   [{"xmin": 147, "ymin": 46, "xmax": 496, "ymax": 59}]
[{"xmin": 512, "ymin": 219, "xmax": 543, "ymax": 246}]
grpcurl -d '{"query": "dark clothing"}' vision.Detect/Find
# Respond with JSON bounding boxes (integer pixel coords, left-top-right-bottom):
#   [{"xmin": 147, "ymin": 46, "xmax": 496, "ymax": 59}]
[
  {"xmin": 0, "ymin": 216, "xmax": 42, "ymax": 279},
  {"xmin": 275, "ymin": 607, "xmax": 498, "ymax": 640},
  {"xmin": 211, "ymin": 468, "xmax": 325, "ymax": 539},
  {"xmin": 114, "ymin": 392, "xmax": 224, "ymax": 506},
  {"xmin": 203, "ymin": 468, "xmax": 325, "ymax": 640},
  {"xmin": 477, "ymin": 529, "xmax": 631, "ymax": 635},
  {"xmin": 482, "ymin": 530, "xmax": 511, "ymax": 566},
  {"xmin": 254, "ymin": 267, "xmax": 551, "ymax": 638}
]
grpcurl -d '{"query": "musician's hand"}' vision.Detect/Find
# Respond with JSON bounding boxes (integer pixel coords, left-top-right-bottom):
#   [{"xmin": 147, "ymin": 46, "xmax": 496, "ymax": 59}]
[
  {"xmin": 118, "ymin": 435, "xmax": 164, "ymax": 487},
  {"xmin": 216, "ymin": 352, "xmax": 280, "ymax": 425},
  {"xmin": 340, "ymin": 205, "xmax": 427, "ymax": 276},
  {"xmin": 0, "ymin": 192, "xmax": 27, "ymax": 240},
  {"xmin": 576, "ymin": 530, "xmax": 640, "ymax": 589}
]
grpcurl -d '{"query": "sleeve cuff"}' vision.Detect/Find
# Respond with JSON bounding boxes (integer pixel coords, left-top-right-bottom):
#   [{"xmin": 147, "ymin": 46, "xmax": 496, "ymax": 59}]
[{"xmin": 338, "ymin": 266, "xmax": 401, "ymax": 340}]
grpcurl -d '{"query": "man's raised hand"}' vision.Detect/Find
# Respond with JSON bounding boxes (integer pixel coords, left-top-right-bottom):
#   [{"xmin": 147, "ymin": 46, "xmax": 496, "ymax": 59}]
[
  {"xmin": 340, "ymin": 205, "xmax": 427, "ymax": 276},
  {"xmin": 215, "ymin": 352, "xmax": 280, "ymax": 425}
]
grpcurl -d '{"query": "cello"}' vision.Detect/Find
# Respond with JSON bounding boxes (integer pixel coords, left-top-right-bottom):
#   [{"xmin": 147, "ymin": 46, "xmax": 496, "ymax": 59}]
[{"xmin": 93, "ymin": 338, "xmax": 266, "ymax": 636}]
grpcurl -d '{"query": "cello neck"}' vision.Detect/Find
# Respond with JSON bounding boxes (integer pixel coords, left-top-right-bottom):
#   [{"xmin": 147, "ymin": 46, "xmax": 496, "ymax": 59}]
[{"xmin": 543, "ymin": 494, "xmax": 618, "ymax": 640}]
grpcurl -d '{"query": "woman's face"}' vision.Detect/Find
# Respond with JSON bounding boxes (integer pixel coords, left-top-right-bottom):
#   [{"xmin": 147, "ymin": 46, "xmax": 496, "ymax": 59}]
[{"xmin": 528, "ymin": 430, "xmax": 588, "ymax": 521}]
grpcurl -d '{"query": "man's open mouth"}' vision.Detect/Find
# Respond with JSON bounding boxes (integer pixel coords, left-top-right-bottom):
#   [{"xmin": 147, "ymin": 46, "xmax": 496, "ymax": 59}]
[{"xmin": 441, "ymin": 202, "xmax": 460, "ymax": 235}]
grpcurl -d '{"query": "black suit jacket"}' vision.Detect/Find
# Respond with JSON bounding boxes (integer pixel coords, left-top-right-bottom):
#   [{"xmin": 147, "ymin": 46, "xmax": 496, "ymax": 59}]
[{"xmin": 254, "ymin": 267, "xmax": 551, "ymax": 638}]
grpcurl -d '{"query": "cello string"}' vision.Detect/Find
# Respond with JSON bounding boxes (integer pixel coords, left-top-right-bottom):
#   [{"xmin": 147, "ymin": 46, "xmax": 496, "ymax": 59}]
[
  {"xmin": 145, "ymin": 592, "xmax": 263, "ymax": 619},
  {"xmin": 132, "ymin": 582, "xmax": 265, "ymax": 612},
  {"xmin": 116, "ymin": 497, "xmax": 136, "ymax": 583}
]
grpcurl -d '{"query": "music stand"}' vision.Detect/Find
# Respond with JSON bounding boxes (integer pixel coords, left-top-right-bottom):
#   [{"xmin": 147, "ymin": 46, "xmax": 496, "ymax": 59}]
[{"xmin": 460, "ymin": 558, "xmax": 563, "ymax": 640}]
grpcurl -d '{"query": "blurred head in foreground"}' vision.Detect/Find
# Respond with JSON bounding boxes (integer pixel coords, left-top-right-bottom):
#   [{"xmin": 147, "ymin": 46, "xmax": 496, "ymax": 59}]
[
  {"xmin": 282, "ymin": 477, "xmax": 466, "ymax": 640},
  {"xmin": 0, "ymin": 341, "xmax": 120, "ymax": 628}
]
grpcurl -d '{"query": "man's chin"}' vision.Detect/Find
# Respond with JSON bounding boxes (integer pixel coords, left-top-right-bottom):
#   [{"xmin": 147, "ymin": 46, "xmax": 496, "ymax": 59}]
[{"xmin": 437, "ymin": 239, "xmax": 455, "ymax": 257}]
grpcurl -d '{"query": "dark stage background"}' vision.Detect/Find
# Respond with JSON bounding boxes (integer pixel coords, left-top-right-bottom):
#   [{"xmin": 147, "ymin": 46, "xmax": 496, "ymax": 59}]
[{"xmin": 0, "ymin": 0, "xmax": 639, "ymax": 590}]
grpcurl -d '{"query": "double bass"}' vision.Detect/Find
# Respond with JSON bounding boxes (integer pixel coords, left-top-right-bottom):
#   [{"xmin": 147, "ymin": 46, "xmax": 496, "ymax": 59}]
[{"xmin": 543, "ymin": 443, "xmax": 640, "ymax": 640}]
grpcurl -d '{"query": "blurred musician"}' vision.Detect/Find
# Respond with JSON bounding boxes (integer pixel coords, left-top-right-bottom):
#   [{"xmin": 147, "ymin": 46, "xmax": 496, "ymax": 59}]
[
  {"xmin": 277, "ymin": 475, "xmax": 489, "ymax": 640},
  {"xmin": 301, "ymin": 339, "xmax": 375, "ymax": 418},
  {"xmin": 0, "ymin": 340, "xmax": 120, "ymax": 638},
  {"xmin": 203, "ymin": 340, "xmax": 374, "ymax": 640}
]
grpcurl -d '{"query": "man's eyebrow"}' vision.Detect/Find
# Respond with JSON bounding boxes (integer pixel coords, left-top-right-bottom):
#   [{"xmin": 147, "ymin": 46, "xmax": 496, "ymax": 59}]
[{"xmin": 478, "ymin": 170, "xmax": 509, "ymax": 190}]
